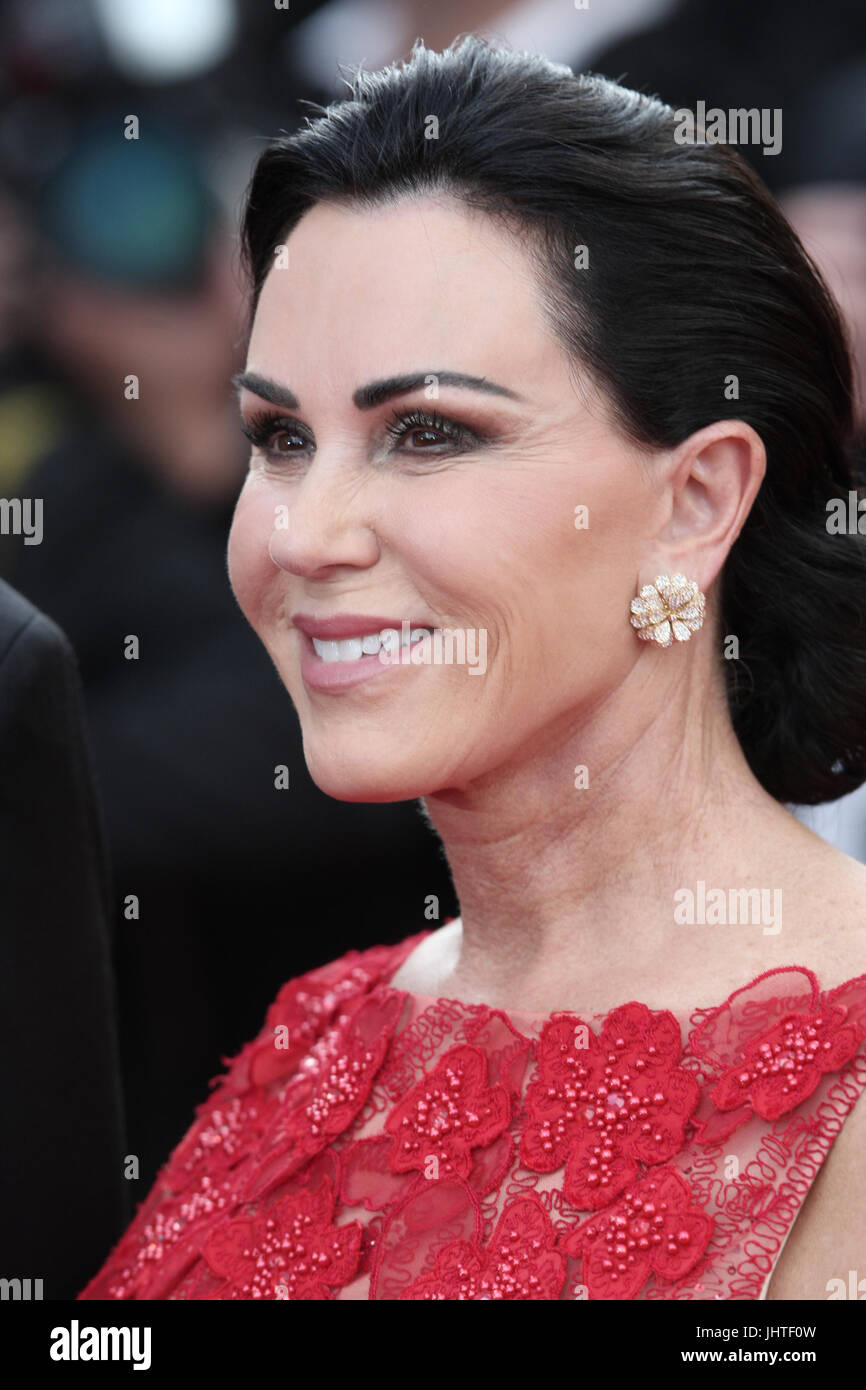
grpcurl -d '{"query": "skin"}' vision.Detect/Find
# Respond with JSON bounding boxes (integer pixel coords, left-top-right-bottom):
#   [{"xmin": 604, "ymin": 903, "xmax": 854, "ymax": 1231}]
[{"xmin": 228, "ymin": 195, "xmax": 866, "ymax": 1300}]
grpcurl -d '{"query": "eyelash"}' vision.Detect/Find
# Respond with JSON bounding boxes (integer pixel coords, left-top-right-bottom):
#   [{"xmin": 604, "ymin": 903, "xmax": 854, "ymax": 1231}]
[
  {"xmin": 240, "ymin": 411, "xmax": 310, "ymax": 456},
  {"xmin": 239, "ymin": 407, "xmax": 476, "ymax": 462},
  {"xmin": 383, "ymin": 408, "xmax": 471, "ymax": 453}
]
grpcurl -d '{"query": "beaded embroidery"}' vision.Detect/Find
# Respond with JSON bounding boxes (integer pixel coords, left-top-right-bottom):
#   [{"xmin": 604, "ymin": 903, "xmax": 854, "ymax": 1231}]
[{"xmin": 79, "ymin": 934, "xmax": 866, "ymax": 1301}]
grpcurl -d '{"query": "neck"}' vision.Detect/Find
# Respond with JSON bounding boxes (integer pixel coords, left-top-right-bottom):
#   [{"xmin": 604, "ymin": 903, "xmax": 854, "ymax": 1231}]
[{"xmin": 421, "ymin": 642, "xmax": 800, "ymax": 1013}]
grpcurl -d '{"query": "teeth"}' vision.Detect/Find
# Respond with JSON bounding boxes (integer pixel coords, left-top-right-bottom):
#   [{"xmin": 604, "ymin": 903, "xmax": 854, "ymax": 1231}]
[
  {"xmin": 311, "ymin": 627, "xmax": 432, "ymax": 663},
  {"xmin": 312, "ymin": 640, "xmax": 341, "ymax": 663}
]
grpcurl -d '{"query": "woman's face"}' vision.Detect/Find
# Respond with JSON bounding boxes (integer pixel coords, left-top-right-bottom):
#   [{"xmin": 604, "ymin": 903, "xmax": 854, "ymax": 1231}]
[{"xmin": 228, "ymin": 196, "xmax": 659, "ymax": 801}]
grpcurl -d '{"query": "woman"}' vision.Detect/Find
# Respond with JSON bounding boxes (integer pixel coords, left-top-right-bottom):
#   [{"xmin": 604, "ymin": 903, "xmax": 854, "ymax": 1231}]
[{"xmin": 80, "ymin": 36, "xmax": 866, "ymax": 1301}]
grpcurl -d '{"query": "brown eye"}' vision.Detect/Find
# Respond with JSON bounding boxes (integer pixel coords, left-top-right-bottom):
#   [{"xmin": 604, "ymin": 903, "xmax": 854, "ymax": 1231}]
[
  {"xmin": 240, "ymin": 412, "xmax": 312, "ymax": 459},
  {"xmin": 271, "ymin": 429, "xmax": 306, "ymax": 454},
  {"xmin": 407, "ymin": 426, "xmax": 448, "ymax": 449}
]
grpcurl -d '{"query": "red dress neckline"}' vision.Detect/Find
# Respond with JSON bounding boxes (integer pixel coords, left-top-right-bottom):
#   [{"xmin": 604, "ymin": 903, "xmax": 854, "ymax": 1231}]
[
  {"xmin": 76, "ymin": 927, "xmax": 866, "ymax": 1301},
  {"xmin": 374, "ymin": 924, "xmax": 862, "ymax": 1030}
]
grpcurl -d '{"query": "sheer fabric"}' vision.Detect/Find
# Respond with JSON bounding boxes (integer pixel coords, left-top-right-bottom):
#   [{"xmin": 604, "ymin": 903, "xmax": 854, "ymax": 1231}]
[{"xmin": 79, "ymin": 929, "xmax": 866, "ymax": 1300}]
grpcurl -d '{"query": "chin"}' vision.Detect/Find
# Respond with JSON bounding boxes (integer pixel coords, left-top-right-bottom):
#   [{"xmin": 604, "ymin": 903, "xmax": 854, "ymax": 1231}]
[{"xmin": 302, "ymin": 743, "xmax": 436, "ymax": 804}]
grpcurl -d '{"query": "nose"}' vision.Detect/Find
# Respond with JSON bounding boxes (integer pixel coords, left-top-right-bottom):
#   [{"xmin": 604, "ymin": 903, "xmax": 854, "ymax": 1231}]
[{"xmin": 266, "ymin": 470, "xmax": 381, "ymax": 579}]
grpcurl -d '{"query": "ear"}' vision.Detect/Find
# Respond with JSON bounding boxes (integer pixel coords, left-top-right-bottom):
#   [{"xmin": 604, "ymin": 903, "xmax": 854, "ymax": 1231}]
[{"xmin": 650, "ymin": 419, "xmax": 766, "ymax": 590}]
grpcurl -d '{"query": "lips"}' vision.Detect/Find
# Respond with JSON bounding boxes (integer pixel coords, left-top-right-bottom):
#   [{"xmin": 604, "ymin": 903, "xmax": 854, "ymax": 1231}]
[
  {"xmin": 292, "ymin": 613, "xmax": 440, "ymax": 692},
  {"xmin": 292, "ymin": 613, "xmax": 435, "ymax": 640}
]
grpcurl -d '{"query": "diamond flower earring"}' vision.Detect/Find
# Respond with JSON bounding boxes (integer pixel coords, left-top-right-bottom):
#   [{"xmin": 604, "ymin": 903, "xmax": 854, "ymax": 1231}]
[{"xmin": 629, "ymin": 573, "xmax": 706, "ymax": 647}]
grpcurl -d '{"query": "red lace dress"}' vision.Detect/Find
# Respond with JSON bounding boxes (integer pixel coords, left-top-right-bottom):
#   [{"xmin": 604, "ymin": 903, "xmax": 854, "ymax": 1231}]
[{"xmin": 78, "ymin": 929, "xmax": 866, "ymax": 1300}]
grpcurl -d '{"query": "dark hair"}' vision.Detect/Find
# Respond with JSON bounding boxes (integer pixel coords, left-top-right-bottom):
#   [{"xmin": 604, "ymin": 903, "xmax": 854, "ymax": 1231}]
[{"xmin": 240, "ymin": 35, "xmax": 866, "ymax": 806}]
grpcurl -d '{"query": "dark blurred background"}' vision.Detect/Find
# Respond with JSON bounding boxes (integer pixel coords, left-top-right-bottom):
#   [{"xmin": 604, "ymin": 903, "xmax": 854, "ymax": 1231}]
[{"xmin": 0, "ymin": 0, "xmax": 865, "ymax": 1290}]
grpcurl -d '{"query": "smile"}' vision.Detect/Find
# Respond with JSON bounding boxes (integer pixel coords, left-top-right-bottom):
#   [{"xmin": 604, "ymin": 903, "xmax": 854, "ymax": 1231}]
[
  {"xmin": 311, "ymin": 626, "xmax": 434, "ymax": 663},
  {"xmin": 297, "ymin": 620, "xmax": 440, "ymax": 693}
]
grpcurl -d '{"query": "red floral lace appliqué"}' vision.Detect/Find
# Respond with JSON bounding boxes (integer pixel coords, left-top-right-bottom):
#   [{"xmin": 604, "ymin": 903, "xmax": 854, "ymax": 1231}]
[
  {"xmin": 384, "ymin": 1043, "xmax": 511, "ymax": 1181},
  {"xmin": 562, "ymin": 1165, "xmax": 714, "ymax": 1300},
  {"xmin": 166, "ymin": 1090, "xmax": 270, "ymax": 1196},
  {"xmin": 520, "ymin": 1004, "xmax": 700, "ymax": 1209},
  {"xmin": 402, "ymin": 1192, "xmax": 566, "ymax": 1300},
  {"xmin": 241, "ymin": 993, "xmax": 406, "ymax": 1202},
  {"xmin": 76, "ymin": 944, "xmax": 866, "ymax": 1302},
  {"xmin": 92, "ymin": 1174, "xmax": 240, "ymax": 1300},
  {"xmin": 689, "ymin": 967, "xmax": 866, "ymax": 1145},
  {"xmin": 339, "ymin": 1015, "xmax": 524, "ymax": 1221},
  {"xmin": 710, "ymin": 1008, "xmax": 862, "ymax": 1123},
  {"xmin": 244, "ymin": 948, "xmax": 404, "ymax": 1088},
  {"xmin": 201, "ymin": 1178, "xmax": 361, "ymax": 1299}
]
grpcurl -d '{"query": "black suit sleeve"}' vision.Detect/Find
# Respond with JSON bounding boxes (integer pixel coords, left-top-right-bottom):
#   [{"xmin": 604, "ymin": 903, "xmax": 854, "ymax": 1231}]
[{"xmin": 0, "ymin": 578, "xmax": 129, "ymax": 1299}]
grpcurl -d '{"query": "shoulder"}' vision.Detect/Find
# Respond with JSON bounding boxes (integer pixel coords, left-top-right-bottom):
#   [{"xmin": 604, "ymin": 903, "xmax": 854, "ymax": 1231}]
[
  {"xmin": 385, "ymin": 919, "xmax": 461, "ymax": 994},
  {"xmin": 773, "ymin": 830, "xmax": 866, "ymax": 989},
  {"xmin": 214, "ymin": 931, "xmax": 429, "ymax": 1094},
  {"xmin": 0, "ymin": 578, "xmax": 74, "ymax": 675},
  {"xmin": 264, "ymin": 930, "xmax": 430, "ymax": 1021}
]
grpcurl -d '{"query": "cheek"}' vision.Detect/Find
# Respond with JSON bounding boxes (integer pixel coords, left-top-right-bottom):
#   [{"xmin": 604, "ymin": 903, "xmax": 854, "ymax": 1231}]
[{"xmin": 227, "ymin": 481, "xmax": 276, "ymax": 628}]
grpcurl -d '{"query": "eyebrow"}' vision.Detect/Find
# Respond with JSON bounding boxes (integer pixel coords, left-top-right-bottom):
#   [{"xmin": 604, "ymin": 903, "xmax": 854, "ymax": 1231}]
[{"xmin": 232, "ymin": 370, "xmax": 522, "ymax": 411}]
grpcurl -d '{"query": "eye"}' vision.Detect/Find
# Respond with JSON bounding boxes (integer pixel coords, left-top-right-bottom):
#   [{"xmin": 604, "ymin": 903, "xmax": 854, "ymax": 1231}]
[
  {"xmin": 383, "ymin": 408, "xmax": 473, "ymax": 454},
  {"xmin": 240, "ymin": 410, "xmax": 312, "ymax": 459}
]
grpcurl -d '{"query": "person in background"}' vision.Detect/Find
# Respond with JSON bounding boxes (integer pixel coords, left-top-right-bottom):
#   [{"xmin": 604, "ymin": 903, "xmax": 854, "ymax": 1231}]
[{"xmin": 0, "ymin": 577, "xmax": 127, "ymax": 1298}]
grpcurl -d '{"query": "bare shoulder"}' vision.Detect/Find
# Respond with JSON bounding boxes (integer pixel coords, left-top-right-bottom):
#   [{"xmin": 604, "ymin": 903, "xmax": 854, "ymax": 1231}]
[{"xmin": 777, "ymin": 827, "xmax": 866, "ymax": 988}]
